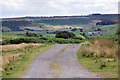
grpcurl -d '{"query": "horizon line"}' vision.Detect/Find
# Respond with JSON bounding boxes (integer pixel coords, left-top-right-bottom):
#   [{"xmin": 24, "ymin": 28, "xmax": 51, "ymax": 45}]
[{"xmin": 1, "ymin": 13, "xmax": 119, "ymax": 19}]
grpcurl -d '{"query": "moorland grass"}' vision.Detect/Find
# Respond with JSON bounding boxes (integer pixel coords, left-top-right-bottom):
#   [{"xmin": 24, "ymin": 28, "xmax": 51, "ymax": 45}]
[
  {"xmin": 77, "ymin": 38, "xmax": 118, "ymax": 78},
  {"xmin": 77, "ymin": 48, "xmax": 118, "ymax": 78},
  {"xmin": 2, "ymin": 44, "xmax": 54, "ymax": 78}
]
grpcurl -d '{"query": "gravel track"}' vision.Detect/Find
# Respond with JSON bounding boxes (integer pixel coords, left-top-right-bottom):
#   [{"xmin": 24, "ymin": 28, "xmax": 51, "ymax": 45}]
[{"xmin": 23, "ymin": 44, "xmax": 99, "ymax": 78}]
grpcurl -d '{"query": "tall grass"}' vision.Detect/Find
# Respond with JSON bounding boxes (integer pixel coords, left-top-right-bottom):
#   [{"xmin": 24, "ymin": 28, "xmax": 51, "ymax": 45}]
[
  {"xmin": 2, "ymin": 43, "xmax": 42, "ymax": 52},
  {"xmin": 2, "ymin": 43, "xmax": 54, "ymax": 78},
  {"xmin": 77, "ymin": 38, "xmax": 118, "ymax": 78},
  {"xmin": 80, "ymin": 38, "xmax": 118, "ymax": 60},
  {"xmin": 2, "ymin": 43, "xmax": 43, "ymax": 67}
]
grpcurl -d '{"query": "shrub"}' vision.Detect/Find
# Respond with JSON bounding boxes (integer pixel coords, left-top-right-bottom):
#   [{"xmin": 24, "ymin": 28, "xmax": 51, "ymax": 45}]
[
  {"xmin": 25, "ymin": 31, "xmax": 43, "ymax": 37},
  {"xmin": 55, "ymin": 31, "xmax": 76, "ymax": 39},
  {"xmin": 96, "ymin": 20, "xmax": 116, "ymax": 25}
]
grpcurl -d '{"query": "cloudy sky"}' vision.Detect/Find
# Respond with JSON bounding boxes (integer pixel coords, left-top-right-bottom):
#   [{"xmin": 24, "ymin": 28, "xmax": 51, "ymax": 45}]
[{"xmin": 0, "ymin": 0, "xmax": 119, "ymax": 18}]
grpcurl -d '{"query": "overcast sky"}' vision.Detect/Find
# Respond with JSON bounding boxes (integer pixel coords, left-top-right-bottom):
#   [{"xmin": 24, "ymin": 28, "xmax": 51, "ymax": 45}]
[{"xmin": 0, "ymin": 0, "xmax": 119, "ymax": 18}]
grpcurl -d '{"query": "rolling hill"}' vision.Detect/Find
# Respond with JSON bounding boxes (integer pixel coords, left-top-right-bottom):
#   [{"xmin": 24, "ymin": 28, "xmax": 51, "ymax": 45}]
[{"xmin": 1, "ymin": 14, "xmax": 119, "ymax": 37}]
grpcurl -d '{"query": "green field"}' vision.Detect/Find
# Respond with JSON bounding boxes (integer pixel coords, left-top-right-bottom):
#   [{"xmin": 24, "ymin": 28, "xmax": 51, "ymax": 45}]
[{"xmin": 2, "ymin": 33, "xmax": 24, "ymax": 39}]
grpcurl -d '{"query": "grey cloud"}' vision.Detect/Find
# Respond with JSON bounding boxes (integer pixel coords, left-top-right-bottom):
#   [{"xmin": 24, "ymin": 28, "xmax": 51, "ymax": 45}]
[{"xmin": 1, "ymin": 0, "xmax": 119, "ymax": 18}]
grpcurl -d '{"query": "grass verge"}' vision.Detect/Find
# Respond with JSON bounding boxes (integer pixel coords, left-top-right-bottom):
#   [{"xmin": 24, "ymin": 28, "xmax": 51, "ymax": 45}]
[
  {"xmin": 77, "ymin": 48, "xmax": 118, "ymax": 78},
  {"xmin": 2, "ymin": 44, "xmax": 54, "ymax": 78}
]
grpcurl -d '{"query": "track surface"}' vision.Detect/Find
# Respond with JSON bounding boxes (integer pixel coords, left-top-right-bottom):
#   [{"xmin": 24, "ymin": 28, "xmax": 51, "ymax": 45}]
[{"xmin": 23, "ymin": 44, "xmax": 99, "ymax": 78}]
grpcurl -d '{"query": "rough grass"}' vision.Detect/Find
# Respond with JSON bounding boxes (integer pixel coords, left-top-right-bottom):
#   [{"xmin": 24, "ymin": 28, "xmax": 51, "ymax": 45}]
[
  {"xmin": 2, "ymin": 44, "xmax": 54, "ymax": 78},
  {"xmin": 77, "ymin": 38, "xmax": 118, "ymax": 78},
  {"xmin": 77, "ymin": 51, "xmax": 118, "ymax": 78},
  {"xmin": 2, "ymin": 43, "xmax": 43, "ymax": 52},
  {"xmin": 2, "ymin": 43, "xmax": 43, "ymax": 67},
  {"xmin": 80, "ymin": 38, "xmax": 118, "ymax": 59}
]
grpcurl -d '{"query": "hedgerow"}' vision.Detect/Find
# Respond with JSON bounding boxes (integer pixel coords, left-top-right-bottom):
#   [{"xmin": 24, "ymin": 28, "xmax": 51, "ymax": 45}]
[{"xmin": 2, "ymin": 37, "xmax": 83, "ymax": 45}]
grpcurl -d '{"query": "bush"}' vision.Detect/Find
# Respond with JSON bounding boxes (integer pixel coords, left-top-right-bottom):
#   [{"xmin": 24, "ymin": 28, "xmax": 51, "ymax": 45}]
[
  {"xmin": 55, "ymin": 31, "xmax": 76, "ymax": 39},
  {"xmin": 25, "ymin": 31, "xmax": 43, "ymax": 37},
  {"xmin": 96, "ymin": 20, "xmax": 116, "ymax": 25}
]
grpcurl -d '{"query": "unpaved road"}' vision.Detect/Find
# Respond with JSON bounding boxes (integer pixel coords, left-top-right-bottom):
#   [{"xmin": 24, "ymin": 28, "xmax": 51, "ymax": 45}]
[{"xmin": 23, "ymin": 44, "xmax": 99, "ymax": 78}]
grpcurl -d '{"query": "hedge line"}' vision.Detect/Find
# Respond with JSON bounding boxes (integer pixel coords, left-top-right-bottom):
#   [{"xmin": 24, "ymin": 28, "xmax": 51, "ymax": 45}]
[{"xmin": 1, "ymin": 37, "xmax": 83, "ymax": 45}]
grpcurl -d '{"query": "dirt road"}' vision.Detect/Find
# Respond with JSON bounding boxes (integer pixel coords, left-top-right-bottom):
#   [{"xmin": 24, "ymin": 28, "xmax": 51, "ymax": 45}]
[{"xmin": 23, "ymin": 44, "xmax": 99, "ymax": 78}]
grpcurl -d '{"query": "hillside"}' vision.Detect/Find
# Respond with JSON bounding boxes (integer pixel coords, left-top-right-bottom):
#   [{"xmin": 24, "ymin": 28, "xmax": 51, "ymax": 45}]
[
  {"xmin": 1, "ymin": 14, "xmax": 119, "ymax": 78},
  {"xmin": 1, "ymin": 14, "xmax": 119, "ymax": 38}
]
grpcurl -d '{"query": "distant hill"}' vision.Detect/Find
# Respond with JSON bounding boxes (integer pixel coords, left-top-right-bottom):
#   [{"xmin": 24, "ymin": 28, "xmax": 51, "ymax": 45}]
[{"xmin": 1, "ymin": 14, "xmax": 119, "ymax": 32}]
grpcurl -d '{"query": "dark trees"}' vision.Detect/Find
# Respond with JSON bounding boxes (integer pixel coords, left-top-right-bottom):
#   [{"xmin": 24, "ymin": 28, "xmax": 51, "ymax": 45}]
[
  {"xmin": 25, "ymin": 31, "xmax": 43, "ymax": 37},
  {"xmin": 55, "ymin": 31, "xmax": 76, "ymax": 39}
]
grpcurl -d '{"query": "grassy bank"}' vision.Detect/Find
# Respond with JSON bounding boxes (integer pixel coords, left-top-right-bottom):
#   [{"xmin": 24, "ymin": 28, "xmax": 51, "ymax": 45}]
[
  {"xmin": 2, "ymin": 43, "xmax": 54, "ymax": 78},
  {"xmin": 77, "ymin": 38, "xmax": 118, "ymax": 78}
]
